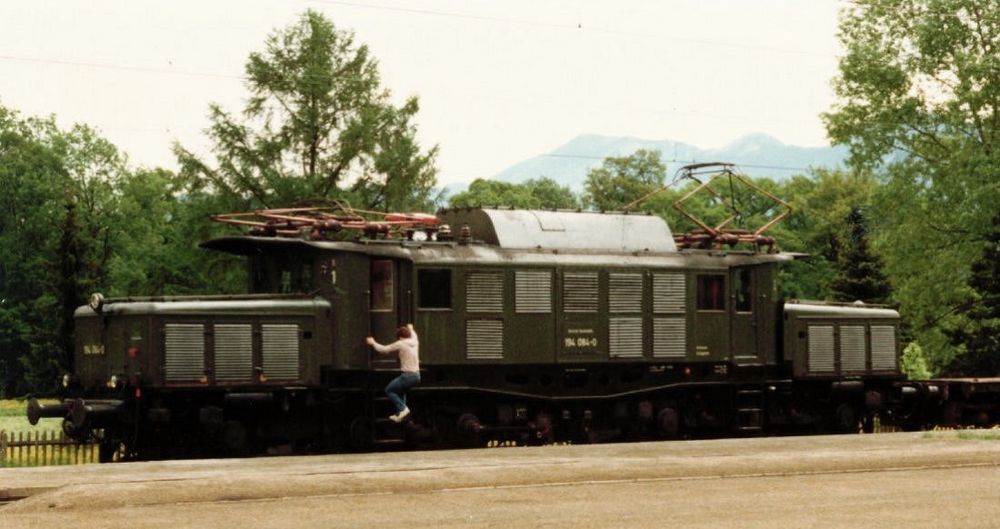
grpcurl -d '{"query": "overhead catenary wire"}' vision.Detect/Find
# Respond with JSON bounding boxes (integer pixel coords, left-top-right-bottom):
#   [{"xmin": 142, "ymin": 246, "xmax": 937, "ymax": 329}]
[
  {"xmin": 541, "ymin": 153, "xmax": 814, "ymax": 173},
  {"xmin": 0, "ymin": 1, "xmax": 858, "ymax": 174}
]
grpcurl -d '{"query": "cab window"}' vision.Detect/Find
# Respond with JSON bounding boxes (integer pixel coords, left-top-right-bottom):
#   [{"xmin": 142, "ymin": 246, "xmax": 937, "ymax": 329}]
[
  {"xmin": 735, "ymin": 269, "xmax": 752, "ymax": 313},
  {"xmin": 696, "ymin": 275, "xmax": 725, "ymax": 311},
  {"xmin": 370, "ymin": 260, "xmax": 394, "ymax": 312},
  {"xmin": 250, "ymin": 255, "xmax": 314, "ymax": 294},
  {"xmin": 418, "ymin": 268, "xmax": 452, "ymax": 309}
]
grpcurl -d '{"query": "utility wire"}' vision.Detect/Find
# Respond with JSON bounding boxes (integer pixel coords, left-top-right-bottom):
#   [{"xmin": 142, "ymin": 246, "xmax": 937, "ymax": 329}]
[
  {"xmin": 542, "ymin": 153, "xmax": 815, "ymax": 172},
  {"xmin": 0, "ymin": 54, "xmax": 242, "ymax": 80},
  {"xmin": 306, "ymin": 0, "xmax": 839, "ymax": 58}
]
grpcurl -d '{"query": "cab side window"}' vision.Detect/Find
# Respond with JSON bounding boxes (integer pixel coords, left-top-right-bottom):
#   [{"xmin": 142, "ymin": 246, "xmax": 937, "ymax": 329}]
[
  {"xmin": 734, "ymin": 269, "xmax": 752, "ymax": 312},
  {"xmin": 418, "ymin": 268, "xmax": 452, "ymax": 309},
  {"xmin": 370, "ymin": 260, "xmax": 394, "ymax": 312},
  {"xmin": 696, "ymin": 275, "xmax": 725, "ymax": 311}
]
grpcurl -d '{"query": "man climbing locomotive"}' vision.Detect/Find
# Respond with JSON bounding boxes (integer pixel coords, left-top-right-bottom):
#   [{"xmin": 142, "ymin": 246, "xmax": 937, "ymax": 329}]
[{"xmin": 367, "ymin": 324, "xmax": 421, "ymax": 423}]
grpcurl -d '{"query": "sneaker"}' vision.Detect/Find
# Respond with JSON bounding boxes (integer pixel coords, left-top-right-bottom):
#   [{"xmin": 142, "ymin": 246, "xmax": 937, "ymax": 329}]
[{"xmin": 389, "ymin": 407, "xmax": 411, "ymax": 423}]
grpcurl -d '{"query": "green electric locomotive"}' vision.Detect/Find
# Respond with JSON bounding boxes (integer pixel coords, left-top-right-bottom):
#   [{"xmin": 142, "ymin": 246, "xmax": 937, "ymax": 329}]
[{"xmin": 30, "ymin": 164, "xmax": 982, "ymax": 461}]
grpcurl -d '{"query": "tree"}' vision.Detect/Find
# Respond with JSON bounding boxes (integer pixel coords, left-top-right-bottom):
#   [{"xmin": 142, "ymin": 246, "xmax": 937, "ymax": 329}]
[
  {"xmin": 448, "ymin": 177, "xmax": 578, "ymax": 209},
  {"xmin": 823, "ymin": 0, "xmax": 1000, "ymax": 370},
  {"xmin": 945, "ymin": 213, "xmax": 1000, "ymax": 376},
  {"xmin": 0, "ymin": 103, "xmax": 235, "ymax": 395},
  {"xmin": 582, "ymin": 149, "xmax": 666, "ymax": 211},
  {"xmin": 829, "ymin": 208, "xmax": 893, "ymax": 305},
  {"xmin": 0, "ymin": 106, "xmax": 129, "ymax": 393},
  {"xmin": 769, "ymin": 170, "xmax": 873, "ymax": 300},
  {"xmin": 175, "ymin": 10, "xmax": 438, "ymax": 211}
]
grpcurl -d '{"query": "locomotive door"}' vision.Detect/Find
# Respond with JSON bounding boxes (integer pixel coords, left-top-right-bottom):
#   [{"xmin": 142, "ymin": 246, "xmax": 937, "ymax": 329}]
[
  {"xmin": 730, "ymin": 267, "xmax": 761, "ymax": 364},
  {"xmin": 369, "ymin": 258, "xmax": 399, "ymax": 369}
]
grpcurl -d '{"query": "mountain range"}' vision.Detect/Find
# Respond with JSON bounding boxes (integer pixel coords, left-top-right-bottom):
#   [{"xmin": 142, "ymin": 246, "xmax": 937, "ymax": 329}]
[{"xmin": 445, "ymin": 133, "xmax": 849, "ymax": 197}]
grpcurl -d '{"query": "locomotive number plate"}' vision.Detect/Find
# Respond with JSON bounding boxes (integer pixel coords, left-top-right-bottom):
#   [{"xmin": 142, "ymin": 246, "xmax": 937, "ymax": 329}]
[
  {"xmin": 563, "ymin": 328, "xmax": 598, "ymax": 351},
  {"xmin": 83, "ymin": 344, "xmax": 105, "ymax": 356}
]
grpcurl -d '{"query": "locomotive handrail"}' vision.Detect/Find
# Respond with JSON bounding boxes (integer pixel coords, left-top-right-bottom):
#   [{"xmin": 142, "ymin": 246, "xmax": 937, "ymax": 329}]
[
  {"xmin": 96, "ymin": 292, "xmax": 319, "ymax": 304},
  {"xmin": 785, "ymin": 298, "xmax": 894, "ymax": 309},
  {"xmin": 333, "ymin": 379, "xmax": 761, "ymax": 402}
]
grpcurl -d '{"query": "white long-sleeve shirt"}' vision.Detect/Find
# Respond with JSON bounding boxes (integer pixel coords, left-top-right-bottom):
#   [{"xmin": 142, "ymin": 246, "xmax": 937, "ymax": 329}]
[{"xmin": 372, "ymin": 330, "xmax": 420, "ymax": 373}]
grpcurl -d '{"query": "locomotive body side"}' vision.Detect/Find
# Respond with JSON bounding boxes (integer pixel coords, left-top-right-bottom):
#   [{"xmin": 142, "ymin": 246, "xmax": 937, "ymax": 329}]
[{"xmin": 33, "ymin": 207, "xmax": 971, "ymax": 459}]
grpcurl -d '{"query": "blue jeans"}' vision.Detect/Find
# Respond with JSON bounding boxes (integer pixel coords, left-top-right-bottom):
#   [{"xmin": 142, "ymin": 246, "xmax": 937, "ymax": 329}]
[{"xmin": 385, "ymin": 372, "xmax": 420, "ymax": 413}]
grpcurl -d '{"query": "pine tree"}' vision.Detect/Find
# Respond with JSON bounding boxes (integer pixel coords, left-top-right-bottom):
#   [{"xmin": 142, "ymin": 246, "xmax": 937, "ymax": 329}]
[
  {"xmin": 829, "ymin": 207, "xmax": 892, "ymax": 305},
  {"xmin": 947, "ymin": 213, "xmax": 1000, "ymax": 376}
]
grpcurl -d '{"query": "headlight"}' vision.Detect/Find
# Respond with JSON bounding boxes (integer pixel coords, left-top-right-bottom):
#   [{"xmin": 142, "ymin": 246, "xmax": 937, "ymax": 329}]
[
  {"xmin": 106, "ymin": 374, "xmax": 118, "ymax": 389},
  {"xmin": 62, "ymin": 374, "xmax": 70, "ymax": 388},
  {"xmin": 88, "ymin": 292, "xmax": 105, "ymax": 313}
]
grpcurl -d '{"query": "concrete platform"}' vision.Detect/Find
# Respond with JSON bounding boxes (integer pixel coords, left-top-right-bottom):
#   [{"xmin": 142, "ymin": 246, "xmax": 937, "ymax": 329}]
[{"xmin": 1, "ymin": 432, "xmax": 998, "ymax": 528}]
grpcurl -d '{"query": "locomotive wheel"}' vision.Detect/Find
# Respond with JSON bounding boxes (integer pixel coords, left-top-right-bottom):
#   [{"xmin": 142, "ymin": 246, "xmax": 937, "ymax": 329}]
[
  {"xmin": 98, "ymin": 438, "xmax": 122, "ymax": 463},
  {"xmin": 657, "ymin": 408, "xmax": 680, "ymax": 439},
  {"xmin": 532, "ymin": 413, "xmax": 554, "ymax": 445},
  {"xmin": 456, "ymin": 413, "xmax": 483, "ymax": 447},
  {"xmin": 942, "ymin": 401, "xmax": 964, "ymax": 427},
  {"xmin": 348, "ymin": 416, "xmax": 373, "ymax": 450},
  {"xmin": 222, "ymin": 420, "xmax": 248, "ymax": 455},
  {"xmin": 834, "ymin": 403, "xmax": 859, "ymax": 432},
  {"xmin": 861, "ymin": 414, "xmax": 875, "ymax": 434}
]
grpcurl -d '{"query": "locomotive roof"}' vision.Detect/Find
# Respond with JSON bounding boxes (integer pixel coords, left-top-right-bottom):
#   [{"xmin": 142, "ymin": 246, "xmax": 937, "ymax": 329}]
[
  {"xmin": 202, "ymin": 236, "xmax": 797, "ymax": 269},
  {"xmin": 202, "ymin": 206, "xmax": 803, "ymax": 267},
  {"xmin": 436, "ymin": 208, "xmax": 677, "ymax": 253}
]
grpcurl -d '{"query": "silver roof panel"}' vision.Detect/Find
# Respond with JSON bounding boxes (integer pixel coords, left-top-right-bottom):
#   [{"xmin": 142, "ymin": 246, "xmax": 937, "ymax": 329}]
[{"xmin": 438, "ymin": 209, "xmax": 677, "ymax": 252}]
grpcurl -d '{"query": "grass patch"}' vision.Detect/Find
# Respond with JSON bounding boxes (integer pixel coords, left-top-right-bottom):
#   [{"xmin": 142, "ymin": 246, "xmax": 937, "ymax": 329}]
[
  {"xmin": 923, "ymin": 428, "xmax": 1000, "ymax": 441},
  {"xmin": 0, "ymin": 399, "xmax": 62, "ymax": 435},
  {"xmin": 1, "ymin": 399, "xmax": 101, "ymax": 467},
  {"xmin": 956, "ymin": 431, "xmax": 1000, "ymax": 441}
]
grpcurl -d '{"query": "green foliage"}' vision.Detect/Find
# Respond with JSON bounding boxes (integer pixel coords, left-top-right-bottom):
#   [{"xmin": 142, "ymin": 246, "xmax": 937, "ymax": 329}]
[
  {"xmin": 175, "ymin": 10, "xmax": 438, "ymax": 212},
  {"xmin": 829, "ymin": 208, "xmax": 893, "ymax": 305},
  {"xmin": 0, "ymin": 109, "xmax": 127, "ymax": 393},
  {"xmin": 824, "ymin": 0, "xmax": 1000, "ymax": 371},
  {"xmin": 900, "ymin": 342, "xmax": 932, "ymax": 380},
  {"xmin": 583, "ymin": 149, "xmax": 665, "ymax": 211},
  {"xmin": 945, "ymin": 213, "xmax": 1000, "ymax": 376},
  {"xmin": 448, "ymin": 177, "xmax": 578, "ymax": 209},
  {"xmin": 0, "ymin": 104, "xmax": 246, "ymax": 396}
]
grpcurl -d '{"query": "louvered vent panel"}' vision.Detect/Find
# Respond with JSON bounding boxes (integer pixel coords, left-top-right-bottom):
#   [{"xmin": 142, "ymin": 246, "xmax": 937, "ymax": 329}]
[
  {"xmin": 466, "ymin": 272, "xmax": 504, "ymax": 313},
  {"xmin": 516, "ymin": 270, "xmax": 552, "ymax": 313},
  {"xmin": 840, "ymin": 326, "xmax": 866, "ymax": 373},
  {"xmin": 164, "ymin": 324, "xmax": 205, "ymax": 382},
  {"xmin": 563, "ymin": 272, "xmax": 598, "ymax": 313},
  {"xmin": 609, "ymin": 317, "xmax": 643, "ymax": 358},
  {"xmin": 609, "ymin": 273, "xmax": 643, "ymax": 313},
  {"xmin": 871, "ymin": 325, "xmax": 897, "ymax": 371},
  {"xmin": 808, "ymin": 325, "xmax": 835, "ymax": 373},
  {"xmin": 653, "ymin": 317, "xmax": 686, "ymax": 358},
  {"xmin": 466, "ymin": 319, "xmax": 504, "ymax": 359},
  {"xmin": 214, "ymin": 324, "xmax": 253, "ymax": 383},
  {"xmin": 262, "ymin": 324, "xmax": 300, "ymax": 380},
  {"xmin": 653, "ymin": 273, "xmax": 686, "ymax": 313}
]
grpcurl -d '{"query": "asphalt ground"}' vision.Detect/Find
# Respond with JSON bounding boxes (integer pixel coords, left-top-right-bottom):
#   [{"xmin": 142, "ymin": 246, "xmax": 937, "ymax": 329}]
[{"xmin": 1, "ymin": 432, "xmax": 998, "ymax": 528}]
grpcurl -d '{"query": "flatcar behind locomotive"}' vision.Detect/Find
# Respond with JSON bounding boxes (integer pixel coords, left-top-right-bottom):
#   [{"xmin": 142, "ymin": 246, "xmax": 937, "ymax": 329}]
[{"xmin": 27, "ymin": 171, "xmax": 998, "ymax": 460}]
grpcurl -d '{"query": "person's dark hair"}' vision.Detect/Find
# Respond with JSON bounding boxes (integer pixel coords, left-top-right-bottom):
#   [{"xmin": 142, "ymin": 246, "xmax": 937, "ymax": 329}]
[{"xmin": 396, "ymin": 326, "xmax": 412, "ymax": 339}]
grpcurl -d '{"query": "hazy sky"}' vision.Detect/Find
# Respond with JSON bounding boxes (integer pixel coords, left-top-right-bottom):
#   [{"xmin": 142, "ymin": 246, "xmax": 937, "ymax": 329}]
[{"xmin": 0, "ymin": 0, "xmax": 844, "ymax": 185}]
